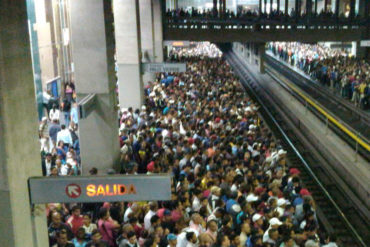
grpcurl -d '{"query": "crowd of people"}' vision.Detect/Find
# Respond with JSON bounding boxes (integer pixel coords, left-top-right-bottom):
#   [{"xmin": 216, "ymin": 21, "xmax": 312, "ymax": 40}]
[
  {"xmin": 42, "ymin": 43, "xmax": 339, "ymax": 247},
  {"xmin": 166, "ymin": 7, "xmax": 362, "ymax": 24},
  {"xmin": 40, "ymin": 81, "xmax": 81, "ymax": 177},
  {"xmin": 268, "ymin": 42, "xmax": 370, "ymax": 109}
]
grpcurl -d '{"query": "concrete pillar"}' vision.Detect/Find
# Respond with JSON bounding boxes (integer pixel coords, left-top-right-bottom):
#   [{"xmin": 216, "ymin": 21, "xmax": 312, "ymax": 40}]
[
  {"xmin": 257, "ymin": 43, "xmax": 266, "ymax": 74},
  {"xmin": 140, "ymin": 0, "xmax": 155, "ymax": 84},
  {"xmin": 0, "ymin": 1, "xmax": 48, "ymax": 246},
  {"xmin": 70, "ymin": 0, "xmax": 120, "ymax": 174},
  {"xmin": 249, "ymin": 43, "xmax": 253, "ymax": 64},
  {"xmin": 114, "ymin": 0, "xmax": 144, "ymax": 110},
  {"xmin": 153, "ymin": 0, "xmax": 164, "ymax": 63}
]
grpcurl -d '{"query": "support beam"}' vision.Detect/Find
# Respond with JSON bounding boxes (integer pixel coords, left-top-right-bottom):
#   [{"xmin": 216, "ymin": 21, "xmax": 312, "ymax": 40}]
[
  {"xmin": 153, "ymin": 0, "xmax": 164, "ymax": 63},
  {"xmin": 295, "ymin": 0, "xmax": 299, "ymax": 16},
  {"xmin": 277, "ymin": 0, "xmax": 280, "ymax": 13},
  {"xmin": 306, "ymin": 0, "xmax": 312, "ymax": 16},
  {"xmin": 0, "ymin": 0, "xmax": 48, "ymax": 246},
  {"xmin": 264, "ymin": 0, "xmax": 267, "ymax": 13},
  {"xmin": 70, "ymin": 0, "xmax": 120, "ymax": 174},
  {"xmin": 314, "ymin": 0, "xmax": 318, "ymax": 15},
  {"xmin": 285, "ymin": 0, "xmax": 289, "ymax": 15},
  {"xmin": 350, "ymin": 0, "xmax": 356, "ymax": 19},
  {"xmin": 114, "ymin": 0, "xmax": 144, "ymax": 110},
  {"xmin": 259, "ymin": 0, "xmax": 263, "ymax": 15},
  {"xmin": 324, "ymin": 0, "xmax": 328, "ymax": 12},
  {"xmin": 270, "ymin": 0, "xmax": 273, "ymax": 13},
  {"xmin": 213, "ymin": 0, "xmax": 218, "ymax": 16},
  {"xmin": 335, "ymin": 0, "xmax": 340, "ymax": 18},
  {"xmin": 140, "ymin": 0, "xmax": 155, "ymax": 84}
]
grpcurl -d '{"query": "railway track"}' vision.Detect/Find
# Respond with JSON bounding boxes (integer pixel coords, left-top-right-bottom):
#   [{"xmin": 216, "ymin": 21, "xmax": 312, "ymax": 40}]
[
  {"xmin": 265, "ymin": 54, "xmax": 370, "ymax": 161},
  {"xmin": 222, "ymin": 48, "xmax": 369, "ymax": 247}
]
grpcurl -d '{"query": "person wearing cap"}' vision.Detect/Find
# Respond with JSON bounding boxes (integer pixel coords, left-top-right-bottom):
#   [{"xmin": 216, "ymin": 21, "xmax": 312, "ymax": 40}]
[
  {"xmin": 167, "ymin": 233, "xmax": 177, "ymax": 247},
  {"xmin": 262, "ymin": 217, "xmax": 282, "ymax": 244},
  {"xmin": 275, "ymin": 198, "xmax": 288, "ymax": 217},
  {"xmin": 251, "ymin": 213, "xmax": 264, "ymax": 234}
]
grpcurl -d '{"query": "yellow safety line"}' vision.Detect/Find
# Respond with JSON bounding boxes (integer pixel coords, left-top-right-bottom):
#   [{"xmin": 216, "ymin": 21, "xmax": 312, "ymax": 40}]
[{"xmin": 268, "ymin": 67, "xmax": 370, "ymax": 152}]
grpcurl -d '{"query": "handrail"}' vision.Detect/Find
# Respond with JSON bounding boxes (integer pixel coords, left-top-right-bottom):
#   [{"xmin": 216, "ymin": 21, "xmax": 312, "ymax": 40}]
[
  {"xmin": 264, "ymin": 56, "xmax": 370, "ymax": 153},
  {"xmin": 225, "ymin": 51, "xmax": 367, "ymax": 247}
]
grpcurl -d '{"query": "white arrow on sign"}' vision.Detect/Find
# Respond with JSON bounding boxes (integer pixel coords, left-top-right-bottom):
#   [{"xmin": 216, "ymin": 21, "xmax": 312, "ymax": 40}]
[{"xmin": 65, "ymin": 184, "xmax": 81, "ymax": 198}]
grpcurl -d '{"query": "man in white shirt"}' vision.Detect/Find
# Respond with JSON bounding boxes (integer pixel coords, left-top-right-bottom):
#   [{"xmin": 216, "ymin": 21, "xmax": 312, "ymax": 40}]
[
  {"xmin": 144, "ymin": 202, "xmax": 158, "ymax": 230},
  {"xmin": 56, "ymin": 124, "xmax": 73, "ymax": 146}
]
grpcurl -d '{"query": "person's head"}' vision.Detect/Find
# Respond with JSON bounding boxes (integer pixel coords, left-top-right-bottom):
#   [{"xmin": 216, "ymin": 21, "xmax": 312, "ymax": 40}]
[
  {"xmin": 71, "ymin": 206, "xmax": 81, "ymax": 217},
  {"xmin": 216, "ymin": 234, "xmax": 230, "ymax": 247},
  {"xmin": 122, "ymin": 223, "xmax": 134, "ymax": 238},
  {"xmin": 45, "ymin": 153, "xmax": 52, "ymax": 161},
  {"xmin": 76, "ymin": 227, "xmax": 85, "ymax": 240},
  {"xmin": 150, "ymin": 215, "xmax": 160, "ymax": 226},
  {"xmin": 89, "ymin": 167, "xmax": 98, "ymax": 175},
  {"xmin": 283, "ymin": 236, "xmax": 295, "ymax": 247},
  {"xmin": 83, "ymin": 214, "xmax": 91, "ymax": 226},
  {"xmin": 167, "ymin": 233, "xmax": 177, "ymax": 247},
  {"xmin": 61, "ymin": 124, "xmax": 66, "ymax": 130},
  {"xmin": 50, "ymin": 167, "xmax": 58, "ymax": 176},
  {"xmin": 241, "ymin": 222, "xmax": 251, "ymax": 234},
  {"xmin": 98, "ymin": 207, "xmax": 109, "ymax": 220},
  {"xmin": 127, "ymin": 231, "xmax": 137, "ymax": 245},
  {"xmin": 154, "ymin": 225, "xmax": 164, "ymax": 237},
  {"xmin": 268, "ymin": 228, "xmax": 279, "ymax": 241},
  {"xmin": 51, "ymin": 211, "xmax": 62, "ymax": 226},
  {"xmin": 304, "ymin": 239, "xmax": 319, "ymax": 247},
  {"xmin": 186, "ymin": 231, "xmax": 197, "ymax": 244},
  {"xmin": 191, "ymin": 213, "xmax": 202, "ymax": 225},
  {"xmin": 91, "ymin": 229, "xmax": 102, "ymax": 243},
  {"xmin": 56, "ymin": 230, "xmax": 68, "ymax": 245},
  {"xmin": 231, "ymin": 234, "xmax": 240, "ymax": 247},
  {"xmin": 149, "ymin": 202, "xmax": 158, "ymax": 212},
  {"xmin": 207, "ymin": 220, "xmax": 218, "ymax": 233}
]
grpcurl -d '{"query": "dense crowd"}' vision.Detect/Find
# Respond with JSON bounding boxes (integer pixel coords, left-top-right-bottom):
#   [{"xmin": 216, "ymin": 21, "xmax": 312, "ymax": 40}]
[
  {"xmin": 42, "ymin": 44, "xmax": 339, "ymax": 247},
  {"xmin": 269, "ymin": 42, "xmax": 370, "ymax": 109},
  {"xmin": 166, "ymin": 7, "xmax": 360, "ymax": 23},
  {"xmin": 40, "ymin": 81, "xmax": 81, "ymax": 177}
]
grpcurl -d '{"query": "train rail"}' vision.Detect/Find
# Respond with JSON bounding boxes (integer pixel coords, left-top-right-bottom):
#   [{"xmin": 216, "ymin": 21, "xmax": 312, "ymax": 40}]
[
  {"xmin": 264, "ymin": 54, "xmax": 370, "ymax": 161},
  {"xmin": 222, "ymin": 47, "xmax": 369, "ymax": 247}
]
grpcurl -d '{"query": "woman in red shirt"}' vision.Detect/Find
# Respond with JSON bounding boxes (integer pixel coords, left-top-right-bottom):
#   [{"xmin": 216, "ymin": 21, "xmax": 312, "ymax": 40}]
[{"xmin": 97, "ymin": 207, "xmax": 120, "ymax": 246}]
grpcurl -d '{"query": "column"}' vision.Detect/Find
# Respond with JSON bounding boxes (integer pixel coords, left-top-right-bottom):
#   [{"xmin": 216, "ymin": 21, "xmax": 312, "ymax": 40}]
[
  {"xmin": 259, "ymin": 0, "xmax": 263, "ymax": 15},
  {"xmin": 306, "ymin": 0, "xmax": 312, "ymax": 16},
  {"xmin": 258, "ymin": 43, "xmax": 265, "ymax": 74},
  {"xmin": 350, "ymin": 0, "xmax": 355, "ymax": 19},
  {"xmin": 153, "ymin": 0, "xmax": 164, "ymax": 63},
  {"xmin": 285, "ymin": 0, "xmax": 289, "ymax": 15},
  {"xmin": 0, "ymin": 0, "xmax": 48, "ymax": 246},
  {"xmin": 213, "ymin": 0, "xmax": 218, "ymax": 16},
  {"xmin": 114, "ymin": 0, "xmax": 144, "ymax": 110},
  {"xmin": 140, "ymin": 0, "xmax": 155, "ymax": 84},
  {"xmin": 277, "ymin": 0, "xmax": 280, "ymax": 13},
  {"xmin": 324, "ymin": 0, "xmax": 328, "ymax": 12},
  {"xmin": 335, "ymin": 0, "xmax": 340, "ymax": 18},
  {"xmin": 295, "ymin": 0, "xmax": 299, "ymax": 16},
  {"xmin": 70, "ymin": 0, "xmax": 120, "ymax": 174},
  {"xmin": 264, "ymin": 0, "xmax": 268, "ymax": 13},
  {"xmin": 270, "ymin": 0, "xmax": 273, "ymax": 13}
]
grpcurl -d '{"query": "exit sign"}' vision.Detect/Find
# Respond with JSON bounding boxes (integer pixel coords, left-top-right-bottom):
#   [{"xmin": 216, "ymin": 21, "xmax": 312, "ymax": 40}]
[{"xmin": 28, "ymin": 175, "xmax": 171, "ymax": 204}]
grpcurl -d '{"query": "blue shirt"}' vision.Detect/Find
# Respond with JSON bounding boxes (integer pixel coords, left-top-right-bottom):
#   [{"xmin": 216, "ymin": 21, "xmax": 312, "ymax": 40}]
[
  {"xmin": 72, "ymin": 238, "xmax": 87, "ymax": 247},
  {"xmin": 226, "ymin": 199, "xmax": 237, "ymax": 213}
]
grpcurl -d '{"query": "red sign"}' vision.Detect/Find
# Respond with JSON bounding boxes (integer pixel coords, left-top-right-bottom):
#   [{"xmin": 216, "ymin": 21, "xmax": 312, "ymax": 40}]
[{"xmin": 65, "ymin": 184, "xmax": 81, "ymax": 198}]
